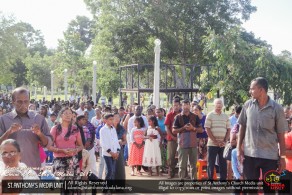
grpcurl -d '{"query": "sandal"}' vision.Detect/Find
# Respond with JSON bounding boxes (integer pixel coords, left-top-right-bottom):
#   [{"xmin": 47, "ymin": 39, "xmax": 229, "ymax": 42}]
[
  {"xmin": 131, "ymin": 171, "xmax": 135, "ymax": 176},
  {"xmin": 137, "ymin": 171, "xmax": 143, "ymax": 176}
]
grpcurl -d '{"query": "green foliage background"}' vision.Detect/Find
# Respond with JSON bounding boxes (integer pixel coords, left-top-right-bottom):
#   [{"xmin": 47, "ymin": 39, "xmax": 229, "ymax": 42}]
[{"xmin": 0, "ymin": 0, "xmax": 291, "ymax": 106}]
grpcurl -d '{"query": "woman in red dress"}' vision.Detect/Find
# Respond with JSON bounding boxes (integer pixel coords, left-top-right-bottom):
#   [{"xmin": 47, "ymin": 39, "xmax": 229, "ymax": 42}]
[{"xmin": 128, "ymin": 117, "xmax": 145, "ymax": 176}]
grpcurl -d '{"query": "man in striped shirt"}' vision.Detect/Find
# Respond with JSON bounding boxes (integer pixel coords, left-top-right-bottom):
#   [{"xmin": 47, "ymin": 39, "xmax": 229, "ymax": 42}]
[{"xmin": 205, "ymin": 98, "xmax": 231, "ymax": 180}]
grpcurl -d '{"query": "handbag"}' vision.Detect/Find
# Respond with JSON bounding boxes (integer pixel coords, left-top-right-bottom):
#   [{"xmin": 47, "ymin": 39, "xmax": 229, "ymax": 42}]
[{"xmin": 223, "ymin": 142, "xmax": 233, "ymax": 161}]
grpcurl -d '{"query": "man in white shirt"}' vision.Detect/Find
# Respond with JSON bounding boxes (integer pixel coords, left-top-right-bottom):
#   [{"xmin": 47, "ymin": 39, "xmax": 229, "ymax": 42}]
[
  {"xmin": 127, "ymin": 105, "xmax": 148, "ymax": 132},
  {"xmin": 69, "ymin": 94, "xmax": 75, "ymax": 103},
  {"xmin": 100, "ymin": 113, "xmax": 120, "ymax": 180},
  {"xmin": 76, "ymin": 102, "xmax": 86, "ymax": 116}
]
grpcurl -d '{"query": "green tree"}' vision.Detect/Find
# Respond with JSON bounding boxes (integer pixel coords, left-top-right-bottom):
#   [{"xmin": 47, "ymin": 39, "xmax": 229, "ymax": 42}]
[
  {"xmin": 56, "ymin": 16, "xmax": 95, "ymax": 94},
  {"xmin": 202, "ymin": 27, "xmax": 292, "ymax": 107},
  {"xmin": 84, "ymin": 0, "xmax": 256, "ymax": 98},
  {"xmin": 0, "ymin": 13, "xmax": 27, "ymax": 85},
  {"xmin": 25, "ymin": 53, "xmax": 52, "ymax": 88},
  {"xmin": 11, "ymin": 22, "xmax": 47, "ymax": 56}
]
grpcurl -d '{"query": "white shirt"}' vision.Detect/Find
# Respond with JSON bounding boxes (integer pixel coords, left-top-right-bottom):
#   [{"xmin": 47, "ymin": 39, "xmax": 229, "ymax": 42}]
[
  {"xmin": 69, "ymin": 95, "xmax": 75, "ymax": 102},
  {"xmin": 76, "ymin": 107, "xmax": 85, "ymax": 116},
  {"xmin": 91, "ymin": 117, "xmax": 102, "ymax": 128},
  {"xmin": 100, "ymin": 124, "xmax": 121, "ymax": 157},
  {"xmin": 127, "ymin": 115, "xmax": 149, "ymax": 133},
  {"xmin": 0, "ymin": 162, "xmax": 39, "ymax": 180}
]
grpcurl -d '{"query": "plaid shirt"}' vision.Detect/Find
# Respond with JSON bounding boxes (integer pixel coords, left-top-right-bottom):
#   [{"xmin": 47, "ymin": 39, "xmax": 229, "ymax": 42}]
[{"xmin": 83, "ymin": 121, "xmax": 96, "ymax": 145}]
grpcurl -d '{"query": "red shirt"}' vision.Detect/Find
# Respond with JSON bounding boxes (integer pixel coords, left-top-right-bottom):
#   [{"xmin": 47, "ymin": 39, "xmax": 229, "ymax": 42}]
[
  {"xmin": 285, "ymin": 132, "xmax": 292, "ymax": 171},
  {"xmin": 164, "ymin": 111, "xmax": 179, "ymax": 141}
]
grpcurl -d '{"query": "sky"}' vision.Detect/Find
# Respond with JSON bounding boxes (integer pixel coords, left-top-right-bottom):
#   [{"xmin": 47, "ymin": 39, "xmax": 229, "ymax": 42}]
[
  {"xmin": 242, "ymin": 0, "xmax": 292, "ymax": 54},
  {"xmin": 0, "ymin": 0, "xmax": 291, "ymax": 55},
  {"xmin": 0, "ymin": 0, "xmax": 91, "ymax": 49}
]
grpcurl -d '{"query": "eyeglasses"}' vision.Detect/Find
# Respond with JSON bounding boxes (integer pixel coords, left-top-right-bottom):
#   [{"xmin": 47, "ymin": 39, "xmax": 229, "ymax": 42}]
[{"xmin": 1, "ymin": 151, "xmax": 19, "ymax": 158}]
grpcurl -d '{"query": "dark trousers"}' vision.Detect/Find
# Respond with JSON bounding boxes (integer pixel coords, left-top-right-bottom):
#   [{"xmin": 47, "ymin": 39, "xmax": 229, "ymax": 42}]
[
  {"xmin": 243, "ymin": 155, "xmax": 278, "ymax": 193},
  {"xmin": 207, "ymin": 146, "xmax": 227, "ymax": 180},
  {"xmin": 243, "ymin": 155, "xmax": 278, "ymax": 180},
  {"xmin": 104, "ymin": 156, "xmax": 116, "ymax": 180}
]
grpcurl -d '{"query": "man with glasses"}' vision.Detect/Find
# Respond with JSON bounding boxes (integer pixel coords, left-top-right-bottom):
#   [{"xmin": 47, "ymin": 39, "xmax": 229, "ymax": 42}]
[{"xmin": 0, "ymin": 87, "xmax": 52, "ymax": 169}]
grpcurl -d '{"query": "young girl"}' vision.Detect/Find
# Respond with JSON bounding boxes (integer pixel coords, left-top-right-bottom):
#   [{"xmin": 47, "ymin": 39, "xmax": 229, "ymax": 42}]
[
  {"xmin": 142, "ymin": 116, "xmax": 162, "ymax": 176},
  {"xmin": 128, "ymin": 117, "xmax": 145, "ymax": 176}
]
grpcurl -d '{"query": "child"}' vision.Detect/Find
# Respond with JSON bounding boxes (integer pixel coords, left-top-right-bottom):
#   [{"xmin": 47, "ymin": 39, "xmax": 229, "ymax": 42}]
[
  {"xmin": 100, "ymin": 113, "xmax": 121, "ymax": 180},
  {"xmin": 128, "ymin": 117, "xmax": 145, "ymax": 176},
  {"xmin": 142, "ymin": 116, "xmax": 162, "ymax": 176}
]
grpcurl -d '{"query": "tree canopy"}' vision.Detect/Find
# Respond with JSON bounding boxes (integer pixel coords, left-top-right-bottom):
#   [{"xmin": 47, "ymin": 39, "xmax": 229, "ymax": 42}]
[{"xmin": 0, "ymin": 1, "xmax": 291, "ymax": 106}]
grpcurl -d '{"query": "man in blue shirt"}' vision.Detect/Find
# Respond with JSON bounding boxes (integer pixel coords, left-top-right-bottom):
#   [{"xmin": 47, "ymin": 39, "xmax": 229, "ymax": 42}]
[
  {"xmin": 229, "ymin": 105, "xmax": 242, "ymax": 130},
  {"xmin": 85, "ymin": 100, "xmax": 96, "ymax": 121}
]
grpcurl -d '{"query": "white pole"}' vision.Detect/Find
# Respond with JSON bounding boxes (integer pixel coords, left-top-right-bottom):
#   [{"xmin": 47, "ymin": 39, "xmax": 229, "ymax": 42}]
[
  {"xmin": 34, "ymin": 85, "xmax": 37, "ymax": 100},
  {"xmin": 93, "ymin": 61, "xmax": 97, "ymax": 105},
  {"xmin": 64, "ymin": 69, "xmax": 68, "ymax": 101},
  {"xmin": 51, "ymin": 71, "xmax": 54, "ymax": 101},
  {"xmin": 153, "ymin": 39, "xmax": 161, "ymax": 108},
  {"xmin": 43, "ymin": 86, "xmax": 47, "ymax": 100}
]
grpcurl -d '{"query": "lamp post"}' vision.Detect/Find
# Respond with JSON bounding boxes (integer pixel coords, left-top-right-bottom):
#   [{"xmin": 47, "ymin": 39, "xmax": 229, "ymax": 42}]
[
  {"xmin": 64, "ymin": 69, "xmax": 68, "ymax": 101},
  {"xmin": 43, "ymin": 86, "xmax": 47, "ymax": 100},
  {"xmin": 92, "ymin": 61, "xmax": 97, "ymax": 105},
  {"xmin": 34, "ymin": 83, "xmax": 37, "ymax": 100},
  {"xmin": 51, "ymin": 71, "xmax": 54, "ymax": 101},
  {"xmin": 153, "ymin": 39, "xmax": 161, "ymax": 108}
]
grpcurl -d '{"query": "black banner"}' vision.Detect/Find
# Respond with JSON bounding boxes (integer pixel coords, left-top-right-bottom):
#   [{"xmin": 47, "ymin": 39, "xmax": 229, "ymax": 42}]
[{"xmin": 1, "ymin": 179, "xmax": 291, "ymax": 193}]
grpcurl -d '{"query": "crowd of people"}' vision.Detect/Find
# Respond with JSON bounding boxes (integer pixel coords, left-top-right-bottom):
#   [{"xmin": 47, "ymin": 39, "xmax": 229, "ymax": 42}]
[{"xmin": 0, "ymin": 77, "xmax": 291, "ymax": 194}]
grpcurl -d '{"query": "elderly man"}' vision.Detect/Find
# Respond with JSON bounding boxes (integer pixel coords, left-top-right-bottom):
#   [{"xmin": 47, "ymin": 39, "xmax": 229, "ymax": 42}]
[
  {"xmin": 237, "ymin": 77, "xmax": 288, "ymax": 181},
  {"xmin": 0, "ymin": 87, "xmax": 52, "ymax": 169},
  {"xmin": 205, "ymin": 98, "xmax": 231, "ymax": 180},
  {"xmin": 173, "ymin": 99, "xmax": 202, "ymax": 180}
]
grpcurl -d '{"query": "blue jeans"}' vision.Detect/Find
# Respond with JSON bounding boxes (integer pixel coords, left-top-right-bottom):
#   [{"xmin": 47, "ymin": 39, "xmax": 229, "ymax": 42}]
[
  {"xmin": 124, "ymin": 145, "xmax": 128, "ymax": 161},
  {"xmin": 45, "ymin": 151, "xmax": 53, "ymax": 163},
  {"xmin": 207, "ymin": 146, "xmax": 227, "ymax": 180},
  {"xmin": 103, "ymin": 156, "xmax": 116, "ymax": 180}
]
